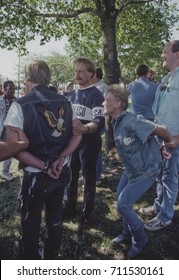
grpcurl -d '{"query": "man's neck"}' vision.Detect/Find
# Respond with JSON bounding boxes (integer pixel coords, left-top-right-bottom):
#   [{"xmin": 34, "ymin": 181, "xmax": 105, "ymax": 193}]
[
  {"xmin": 27, "ymin": 83, "xmax": 40, "ymax": 92},
  {"xmin": 78, "ymin": 84, "xmax": 94, "ymax": 90},
  {"xmin": 4, "ymin": 94, "xmax": 15, "ymax": 101}
]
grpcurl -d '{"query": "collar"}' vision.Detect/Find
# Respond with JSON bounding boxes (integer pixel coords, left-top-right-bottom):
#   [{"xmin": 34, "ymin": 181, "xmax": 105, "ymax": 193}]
[{"xmin": 111, "ymin": 110, "xmax": 127, "ymax": 126}]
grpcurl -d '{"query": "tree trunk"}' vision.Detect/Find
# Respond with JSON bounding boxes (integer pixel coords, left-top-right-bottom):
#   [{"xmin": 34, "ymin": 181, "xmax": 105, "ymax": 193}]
[
  {"xmin": 100, "ymin": 10, "xmax": 119, "ymax": 150},
  {"xmin": 100, "ymin": 11, "xmax": 120, "ymax": 85}
]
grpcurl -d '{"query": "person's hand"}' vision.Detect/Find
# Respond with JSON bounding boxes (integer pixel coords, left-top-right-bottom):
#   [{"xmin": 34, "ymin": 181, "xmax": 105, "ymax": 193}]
[
  {"xmin": 72, "ymin": 119, "xmax": 85, "ymax": 135},
  {"xmin": 47, "ymin": 157, "xmax": 64, "ymax": 179},
  {"xmin": 165, "ymin": 135, "xmax": 179, "ymax": 149},
  {"xmin": 161, "ymin": 149, "xmax": 172, "ymax": 160}
]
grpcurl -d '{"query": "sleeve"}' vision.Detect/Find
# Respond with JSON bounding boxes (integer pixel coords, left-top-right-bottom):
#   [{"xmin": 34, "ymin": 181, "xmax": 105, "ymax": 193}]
[
  {"xmin": 71, "ymin": 102, "xmax": 77, "ymax": 120},
  {"xmin": 91, "ymin": 88, "xmax": 105, "ymax": 131},
  {"xmin": 131, "ymin": 114, "xmax": 157, "ymax": 143},
  {"xmin": 4, "ymin": 101, "xmax": 24, "ymax": 129}
]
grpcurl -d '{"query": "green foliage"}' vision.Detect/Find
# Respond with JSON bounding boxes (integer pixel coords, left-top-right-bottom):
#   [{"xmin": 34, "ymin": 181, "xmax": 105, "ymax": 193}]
[
  {"xmin": 46, "ymin": 52, "xmax": 74, "ymax": 86},
  {"xmin": 0, "ymin": 0, "xmax": 178, "ymax": 80},
  {"xmin": 65, "ymin": 13, "xmax": 103, "ymax": 64},
  {"xmin": 15, "ymin": 52, "xmax": 74, "ymax": 87},
  {"xmin": 116, "ymin": 2, "xmax": 179, "ymax": 80}
]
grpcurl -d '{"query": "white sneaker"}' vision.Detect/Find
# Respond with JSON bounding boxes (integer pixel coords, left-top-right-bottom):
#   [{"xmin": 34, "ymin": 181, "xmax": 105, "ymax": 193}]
[
  {"xmin": 139, "ymin": 205, "xmax": 157, "ymax": 217},
  {"xmin": 112, "ymin": 234, "xmax": 131, "ymax": 244},
  {"xmin": 2, "ymin": 173, "xmax": 14, "ymax": 181},
  {"xmin": 144, "ymin": 217, "xmax": 172, "ymax": 231}
]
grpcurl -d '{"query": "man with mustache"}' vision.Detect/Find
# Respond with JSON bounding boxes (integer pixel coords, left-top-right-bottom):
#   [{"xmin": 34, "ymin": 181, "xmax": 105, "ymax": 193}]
[{"xmin": 65, "ymin": 57, "xmax": 105, "ymax": 230}]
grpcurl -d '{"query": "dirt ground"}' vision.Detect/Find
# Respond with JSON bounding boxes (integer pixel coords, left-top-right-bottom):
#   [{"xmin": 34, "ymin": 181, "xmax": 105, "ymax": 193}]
[{"xmin": 0, "ymin": 156, "xmax": 179, "ymax": 260}]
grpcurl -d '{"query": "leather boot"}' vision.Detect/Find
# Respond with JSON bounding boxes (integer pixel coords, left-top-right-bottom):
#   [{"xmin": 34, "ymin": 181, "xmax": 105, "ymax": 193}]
[
  {"xmin": 127, "ymin": 226, "xmax": 148, "ymax": 259},
  {"xmin": 112, "ymin": 219, "xmax": 131, "ymax": 244}
]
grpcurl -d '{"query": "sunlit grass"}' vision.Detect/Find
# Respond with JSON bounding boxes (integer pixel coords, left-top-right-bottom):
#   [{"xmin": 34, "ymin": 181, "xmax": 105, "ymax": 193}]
[{"xmin": 0, "ymin": 157, "xmax": 179, "ymax": 260}]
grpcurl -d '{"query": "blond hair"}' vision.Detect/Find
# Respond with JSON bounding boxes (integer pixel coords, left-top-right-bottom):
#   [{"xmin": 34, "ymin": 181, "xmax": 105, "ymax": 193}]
[
  {"xmin": 73, "ymin": 57, "xmax": 96, "ymax": 76},
  {"xmin": 25, "ymin": 60, "xmax": 51, "ymax": 86},
  {"xmin": 107, "ymin": 84, "xmax": 128, "ymax": 110}
]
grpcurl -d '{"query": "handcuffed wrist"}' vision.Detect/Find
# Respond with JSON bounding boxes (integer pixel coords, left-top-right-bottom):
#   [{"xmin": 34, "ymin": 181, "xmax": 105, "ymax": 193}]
[
  {"xmin": 56, "ymin": 155, "xmax": 66, "ymax": 160},
  {"xmin": 159, "ymin": 141, "xmax": 165, "ymax": 151},
  {"xmin": 41, "ymin": 161, "xmax": 50, "ymax": 173}
]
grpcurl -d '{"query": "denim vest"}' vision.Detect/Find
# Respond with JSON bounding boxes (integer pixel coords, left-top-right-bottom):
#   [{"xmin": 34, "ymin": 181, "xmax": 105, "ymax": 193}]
[
  {"xmin": 17, "ymin": 85, "xmax": 73, "ymax": 162},
  {"xmin": 112, "ymin": 111, "xmax": 163, "ymax": 183}
]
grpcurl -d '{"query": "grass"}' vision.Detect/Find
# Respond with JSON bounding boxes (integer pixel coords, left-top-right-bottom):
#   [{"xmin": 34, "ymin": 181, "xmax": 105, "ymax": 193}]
[{"xmin": 0, "ymin": 157, "xmax": 179, "ymax": 260}]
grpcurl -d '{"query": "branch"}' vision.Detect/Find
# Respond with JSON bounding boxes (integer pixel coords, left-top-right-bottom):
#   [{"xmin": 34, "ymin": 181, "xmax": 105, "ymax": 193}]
[
  {"xmin": 115, "ymin": 0, "xmax": 163, "ymax": 15},
  {"xmin": 36, "ymin": 7, "xmax": 97, "ymax": 19}
]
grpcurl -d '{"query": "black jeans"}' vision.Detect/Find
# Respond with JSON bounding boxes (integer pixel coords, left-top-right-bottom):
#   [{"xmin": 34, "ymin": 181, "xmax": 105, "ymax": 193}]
[
  {"xmin": 68, "ymin": 134, "xmax": 102, "ymax": 217},
  {"xmin": 18, "ymin": 168, "xmax": 69, "ymax": 259}
]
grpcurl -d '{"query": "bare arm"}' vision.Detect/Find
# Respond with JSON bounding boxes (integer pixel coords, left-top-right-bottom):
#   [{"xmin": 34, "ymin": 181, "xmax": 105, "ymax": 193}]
[
  {"xmin": 5, "ymin": 126, "xmax": 45, "ymax": 169},
  {"xmin": 16, "ymin": 151, "xmax": 45, "ymax": 169},
  {"xmin": 49, "ymin": 134, "xmax": 82, "ymax": 178},
  {"xmin": 165, "ymin": 135, "xmax": 179, "ymax": 149},
  {"xmin": 17, "ymin": 134, "xmax": 82, "ymax": 175},
  {"xmin": 58, "ymin": 134, "xmax": 82, "ymax": 158},
  {"xmin": 152, "ymin": 125, "xmax": 172, "ymax": 143},
  {"xmin": 0, "ymin": 127, "xmax": 29, "ymax": 162},
  {"xmin": 73, "ymin": 118, "xmax": 98, "ymax": 135},
  {"xmin": 0, "ymin": 142, "xmax": 28, "ymax": 162},
  {"xmin": 152, "ymin": 125, "xmax": 179, "ymax": 149}
]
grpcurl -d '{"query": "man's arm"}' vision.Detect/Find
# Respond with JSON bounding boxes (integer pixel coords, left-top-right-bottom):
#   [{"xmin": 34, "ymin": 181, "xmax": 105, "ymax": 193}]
[
  {"xmin": 6, "ymin": 125, "xmax": 82, "ymax": 179},
  {"xmin": 152, "ymin": 125, "xmax": 172, "ymax": 143},
  {"xmin": 165, "ymin": 135, "xmax": 179, "ymax": 149},
  {"xmin": 48, "ymin": 134, "xmax": 82, "ymax": 178},
  {"xmin": 73, "ymin": 118, "xmax": 99, "ymax": 135},
  {"xmin": 0, "ymin": 127, "xmax": 29, "ymax": 161},
  {"xmin": 5, "ymin": 126, "xmax": 46, "ymax": 169}
]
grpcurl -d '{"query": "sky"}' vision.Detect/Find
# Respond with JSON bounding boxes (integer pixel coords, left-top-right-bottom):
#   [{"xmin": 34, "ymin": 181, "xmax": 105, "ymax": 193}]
[
  {"xmin": 0, "ymin": 0, "xmax": 179, "ymax": 81},
  {"xmin": 0, "ymin": 36, "xmax": 68, "ymax": 81}
]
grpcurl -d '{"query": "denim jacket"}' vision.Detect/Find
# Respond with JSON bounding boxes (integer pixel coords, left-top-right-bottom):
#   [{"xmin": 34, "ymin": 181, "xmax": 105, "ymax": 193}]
[{"xmin": 112, "ymin": 111, "xmax": 163, "ymax": 183}]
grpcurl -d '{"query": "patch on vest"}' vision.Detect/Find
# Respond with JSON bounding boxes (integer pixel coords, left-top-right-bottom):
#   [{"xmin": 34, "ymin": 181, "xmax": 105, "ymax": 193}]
[
  {"xmin": 123, "ymin": 137, "xmax": 132, "ymax": 146},
  {"xmin": 36, "ymin": 104, "xmax": 66, "ymax": 137}
]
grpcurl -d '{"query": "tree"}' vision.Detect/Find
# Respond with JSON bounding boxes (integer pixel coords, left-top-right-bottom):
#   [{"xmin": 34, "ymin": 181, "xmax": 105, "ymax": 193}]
[
  {"xmin": 0, "ymin": 0, "xmax": 178, "ymax": 84},
  {"xmin": 46, "ymin": 52, "xmax": 74, "ymax": 86},
  {"xmin": 14, "ymin": 52, "xmax": 74, "ymax": 91}
]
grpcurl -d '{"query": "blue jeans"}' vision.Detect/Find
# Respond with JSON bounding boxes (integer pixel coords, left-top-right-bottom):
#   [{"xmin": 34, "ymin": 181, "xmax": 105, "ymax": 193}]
[
  {"xmin": 117, "ymin": 171, "xmax": 156, "ymax": 233},
  {"xmin": 154, "ymin": 147, "xmax": 179, "ymax": 222}
]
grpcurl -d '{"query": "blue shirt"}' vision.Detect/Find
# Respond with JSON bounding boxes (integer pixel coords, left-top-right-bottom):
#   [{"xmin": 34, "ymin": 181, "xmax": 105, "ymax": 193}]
[
  {"xmin": 128, "ymin": 77, "xmax": 158, "ymax": 120},
  {"xmin": 112, "ymin": 111, "xmax": 163, "ymax": 183},
  {"xmin": 68, "ymin": 86, "xmax": 105, "ymax": 132},
  {"xmin": 153, "ymin": 67, "xmax": 179, "ymax": 135}
]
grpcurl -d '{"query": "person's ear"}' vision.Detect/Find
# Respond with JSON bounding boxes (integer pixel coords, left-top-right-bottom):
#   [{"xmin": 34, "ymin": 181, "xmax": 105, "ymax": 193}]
[
  {"xmin": 175, "ymin": 51, "xmax": 179, "ymax": 59},
  {"xmin": 91, "ymin": 72, "xmax": 95, "ymax": 79},
  {"xmin": 116, "ymin": 100, "xmax": 122, "ymax": 109}
]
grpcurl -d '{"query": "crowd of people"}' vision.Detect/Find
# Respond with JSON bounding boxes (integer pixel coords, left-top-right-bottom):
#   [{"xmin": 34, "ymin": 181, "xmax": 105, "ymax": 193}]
[{"xmin": 0, "ymin": 39, "xmax": 179, "ymax": 260}]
